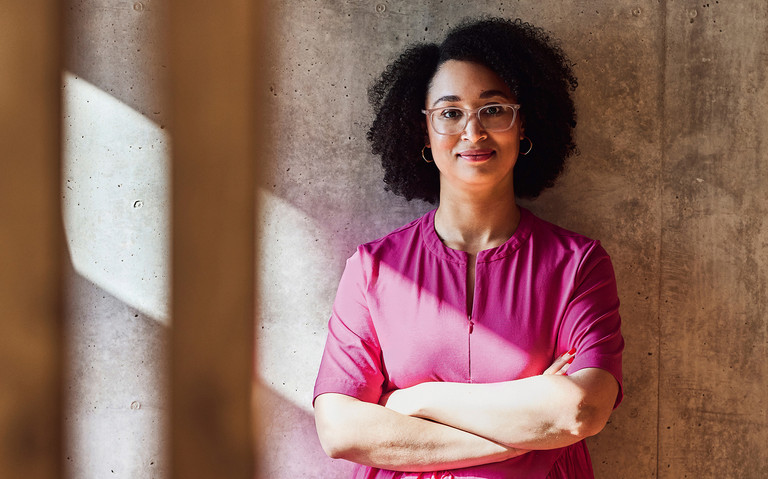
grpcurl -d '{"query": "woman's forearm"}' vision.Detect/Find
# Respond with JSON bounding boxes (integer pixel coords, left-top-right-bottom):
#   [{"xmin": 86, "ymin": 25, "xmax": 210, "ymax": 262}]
[
  {"xmin": 314, "ymin": 393, "xmax": 528, "ymax": 471},
  {"xmin": 385, "ymin": 368, "xmax": 618, "ymax": 450}
]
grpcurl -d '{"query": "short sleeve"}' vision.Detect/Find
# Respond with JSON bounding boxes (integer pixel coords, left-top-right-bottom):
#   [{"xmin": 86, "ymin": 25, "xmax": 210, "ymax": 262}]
[
  {"xmin": 559, "ymin": 241, "xmax": 624, "ymax": 408},
  {"xmin": 313, "ymin": 249, "xmax": 385, "ymax": 406}
]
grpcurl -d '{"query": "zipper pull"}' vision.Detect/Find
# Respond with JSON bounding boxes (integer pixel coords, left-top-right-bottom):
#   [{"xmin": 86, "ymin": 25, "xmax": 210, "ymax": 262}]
[{"xmin": 468, "ymin": 316, "xmax": 474, "ymax": 334}]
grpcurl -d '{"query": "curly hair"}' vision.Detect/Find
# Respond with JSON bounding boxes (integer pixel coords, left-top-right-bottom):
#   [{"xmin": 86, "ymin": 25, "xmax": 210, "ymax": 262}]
[{"xmin": 366, "ymin": 17, "xmax": 578, "ymax": 203}]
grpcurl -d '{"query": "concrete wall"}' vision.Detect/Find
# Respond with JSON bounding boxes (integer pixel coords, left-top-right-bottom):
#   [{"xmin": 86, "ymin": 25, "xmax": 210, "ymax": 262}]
[
  {"xmin": 62, "ymin": 0, "xmax": 262, "ymax": 477},
  {"xmin": 62, "ymin": 1, "xmax": 170, "ymax": 477},
  {"xmin": 58, "ymin": 0, "xmax": 767, "ymax": 477},
  {"xmin": 62, "ymin": 1, "xmax": 262, "ymax": 478},
  {"xmin": 258, "ymin": 1, "xmax": 768, "ymax": 477}
]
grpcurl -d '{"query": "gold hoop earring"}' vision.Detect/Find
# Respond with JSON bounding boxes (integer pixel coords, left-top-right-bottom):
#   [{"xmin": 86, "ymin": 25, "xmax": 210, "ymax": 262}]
[
  {"xmin": 519, "ymin": 136, "xmax": 533, "ymax": 156},
  {"xmin": 421, "ymin": 145, "xmax": 434, "ymax": 163}
]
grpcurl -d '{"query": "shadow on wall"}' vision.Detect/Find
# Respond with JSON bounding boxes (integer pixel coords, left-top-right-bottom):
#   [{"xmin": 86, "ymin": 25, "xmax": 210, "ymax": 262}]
[
  {"xmin": 63, "ymin": 253, "xmax": 169, "ymax": 479},
  {"xmin": 254, "ymin": 381, "xmax": 355, "ymax": 478},
  {"xmin": 64, "ymin": 0, "xmax": 168, "ymax": 124}
]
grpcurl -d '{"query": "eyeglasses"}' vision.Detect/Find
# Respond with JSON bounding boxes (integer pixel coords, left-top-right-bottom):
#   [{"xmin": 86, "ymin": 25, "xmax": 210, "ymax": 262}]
[{"xmin": 422, "ymin": 103, "xmax": 521, "ymax": 135}]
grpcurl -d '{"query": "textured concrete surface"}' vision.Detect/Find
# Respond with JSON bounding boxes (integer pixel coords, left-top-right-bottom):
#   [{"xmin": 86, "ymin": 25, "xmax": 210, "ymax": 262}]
[
  {"xmin": 660, "ymin": 1, "xmax": 768, "ymax": 476},
  {"xmin": 62, "ymin": 72, "xmax": 170, "ymax": 322},
  {"xmin": 57, "ymin": 0, "xmax": 768, "ymax": 477},
  {"xmin": 62, "ymin": 1, "xmax": 170, "ymax": 477},
  {"xmin": 63, "ymin": 265, "xmax": 168, "ymax": 478},
  {"xmin": 258, "ymin": 1, "xmax": 767, "ymax": 477},
  {"xmin": 65, "ymin": 0, "xmax": 168, "ymax": 123}
]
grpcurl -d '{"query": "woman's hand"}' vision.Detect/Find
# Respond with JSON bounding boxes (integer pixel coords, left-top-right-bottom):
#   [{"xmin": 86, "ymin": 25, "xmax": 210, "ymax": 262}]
[
  {"xmin": 378, "ymin": 348, "xmax": 618, "ymax": 450},
  {"xmin": 542, "ymin": 347, "xmax": 577, "ymax": 376}
]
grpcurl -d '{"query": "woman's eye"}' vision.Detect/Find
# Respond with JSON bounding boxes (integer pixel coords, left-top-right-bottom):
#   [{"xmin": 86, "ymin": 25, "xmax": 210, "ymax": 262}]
[
  {"xmin": 484, "ymin": 105, "xmax": 503, "ymax": 116},
  {"xmin": 439, "ymin": 109, "xmax": 463, "ymax": 120}
]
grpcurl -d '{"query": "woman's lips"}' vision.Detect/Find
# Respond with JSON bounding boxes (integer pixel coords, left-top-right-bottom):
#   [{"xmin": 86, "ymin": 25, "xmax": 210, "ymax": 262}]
[{"xmin": 457, "ymin": 149, "xmax": 495, "ymax": 162}]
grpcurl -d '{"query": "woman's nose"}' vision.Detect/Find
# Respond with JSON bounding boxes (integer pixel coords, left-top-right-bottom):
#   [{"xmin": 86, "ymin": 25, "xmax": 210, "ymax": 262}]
[{"xmin": 461, "ymin": 113, "xmax": 488, "ymax": 142}]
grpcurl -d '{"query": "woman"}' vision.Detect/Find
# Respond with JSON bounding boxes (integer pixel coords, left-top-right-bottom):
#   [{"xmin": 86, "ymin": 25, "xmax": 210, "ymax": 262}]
[{"xmin": 313, "ymin": 17, "xmax": 623, "ymax": 478}]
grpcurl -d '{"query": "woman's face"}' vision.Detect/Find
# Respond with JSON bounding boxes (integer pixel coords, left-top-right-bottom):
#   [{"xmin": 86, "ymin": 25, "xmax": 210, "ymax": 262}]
[{"xmin": 425, "ymin": 60, "xmax": 523, "ymax": 197}]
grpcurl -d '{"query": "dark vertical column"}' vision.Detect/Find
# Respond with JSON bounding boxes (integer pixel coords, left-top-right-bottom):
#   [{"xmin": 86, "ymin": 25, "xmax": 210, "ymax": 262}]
[
  {"xmin": 168, "ymin": 1, "xmax": 266, "ymax": 478},
  {"xmin": 0, "ymin": 1, "xmax": 62, "ymax": 478}
]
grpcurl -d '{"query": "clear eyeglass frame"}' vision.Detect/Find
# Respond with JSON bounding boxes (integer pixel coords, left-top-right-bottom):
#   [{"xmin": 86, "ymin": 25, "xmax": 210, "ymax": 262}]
[{"xmin": 421, "ymin": 103, "xmax": 521, "ymax": 135}]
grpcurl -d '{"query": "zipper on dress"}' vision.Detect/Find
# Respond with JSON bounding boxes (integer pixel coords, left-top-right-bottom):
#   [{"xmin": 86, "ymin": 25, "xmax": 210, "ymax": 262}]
[
  {"xmin": 466, "ymin": 255, "xmax": 476, "ymax": 384},
  {"xmin": 468, "ymin": 314, "xmax": 473, "ymax": 382}
]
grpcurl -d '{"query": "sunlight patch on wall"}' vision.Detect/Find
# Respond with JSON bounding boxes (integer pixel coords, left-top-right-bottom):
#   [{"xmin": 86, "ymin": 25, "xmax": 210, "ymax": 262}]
[
  {"xmin": 256, "ymin": 188, "xmax": 339, "ymax": 412},
  {"xmin": 62, "ymin": 71, "xmax": 170, "ymax": 324}
]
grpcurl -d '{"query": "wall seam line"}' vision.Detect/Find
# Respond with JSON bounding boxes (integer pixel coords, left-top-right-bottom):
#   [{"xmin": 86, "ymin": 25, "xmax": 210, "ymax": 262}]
[{"xmin": 656, "ymin": 0, "xmax": 669, "ymax": 477}]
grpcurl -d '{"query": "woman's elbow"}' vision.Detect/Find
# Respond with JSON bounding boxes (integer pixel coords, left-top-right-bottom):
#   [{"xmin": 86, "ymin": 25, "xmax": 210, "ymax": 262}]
[
  {"xmin": 315, "ymin": 411, "xmax": 345, "ymax": 458},
  {"xmin": 530, "ymin": 392, "xmax": 611, "ymax": 445},
  {"xmin": 566, "ymin": 370, "xmax": 619, "ymax": 439},
  {"xmin": 571, "ymin": 400, "xmax": 612, "ymax": 438},
  {"xmin": 314, "ymin": 394, "xmax": 357, "ymax": 459},
  {"xmin": 315, "ymin": 421, "xmax": 346, "ymax": 459},
  {"xmin": 319, "ymin": 440, "xmax": 350, "ymax": 460}
]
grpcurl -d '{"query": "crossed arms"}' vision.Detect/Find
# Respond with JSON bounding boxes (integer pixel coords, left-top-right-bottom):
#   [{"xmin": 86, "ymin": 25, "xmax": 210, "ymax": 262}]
[{"xmin": 314, "ymin": 351, "xmax": 619, "ymax": 472}]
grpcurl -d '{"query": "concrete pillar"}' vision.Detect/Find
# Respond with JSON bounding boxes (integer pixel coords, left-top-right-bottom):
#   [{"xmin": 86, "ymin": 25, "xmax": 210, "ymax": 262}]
[
  {"xmin": 62, "ymin": 1, "xmax": 170, "ymax": 477},
  {"xmin": 0, "ymin": 1, "xmax": 62, "ymax": 478},
  {"xmin": 167, "ymin": 1, "xmax": 266, "ymax": 478}
]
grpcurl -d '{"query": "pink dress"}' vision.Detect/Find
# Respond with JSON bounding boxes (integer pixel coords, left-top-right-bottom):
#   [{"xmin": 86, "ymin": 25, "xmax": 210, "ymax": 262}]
[{"xmin": 314, "ymin": 208, "xmax": 624, "ymax": 478}]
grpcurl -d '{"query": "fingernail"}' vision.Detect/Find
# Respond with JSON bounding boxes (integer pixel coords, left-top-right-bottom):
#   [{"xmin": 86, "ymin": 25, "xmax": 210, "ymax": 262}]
[
  {"xmin": 567, "ymin": 356, "xmax": 575, "ymax": 364},
  {"xmin": 567, "ymin": 347, "xmax": 576, "ymax": 355}
]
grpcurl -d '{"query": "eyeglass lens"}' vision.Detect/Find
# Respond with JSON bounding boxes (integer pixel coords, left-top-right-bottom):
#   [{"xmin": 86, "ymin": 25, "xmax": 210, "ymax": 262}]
[{"xmin": 430, "ymin": 105, "xmax": 517, "ymax": 135}]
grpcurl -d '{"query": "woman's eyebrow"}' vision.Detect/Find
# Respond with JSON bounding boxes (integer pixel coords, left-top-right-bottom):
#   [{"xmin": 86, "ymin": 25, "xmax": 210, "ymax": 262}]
[
  {"xmin": 432, "ymin": 95, "xmax": 461, "ymax": 106},
  {"xmin": 479, "ymin": 89, "xmax": 510, "ymax": 99},
  {"xmin": 431, "ymin": 90, "xmax": 510, "ymax": 107}
]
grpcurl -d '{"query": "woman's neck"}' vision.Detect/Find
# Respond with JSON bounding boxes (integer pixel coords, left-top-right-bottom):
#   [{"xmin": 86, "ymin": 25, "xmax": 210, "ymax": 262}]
[{"xmin": 434, "ymin": 186, "xmax": 520, "ymax": 255}]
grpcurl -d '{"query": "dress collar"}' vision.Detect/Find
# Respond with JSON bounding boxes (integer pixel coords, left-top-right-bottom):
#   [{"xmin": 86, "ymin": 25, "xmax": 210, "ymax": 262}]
[{"xmin": 421, "ymin": 206, "xmax": 534, "ymax": 264}]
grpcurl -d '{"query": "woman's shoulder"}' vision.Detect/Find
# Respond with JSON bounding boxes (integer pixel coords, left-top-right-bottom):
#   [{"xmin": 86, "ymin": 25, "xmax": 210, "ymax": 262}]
[
  {"xmin": 523, "ymin": 208, "xmax": 608, "ymax": 257},
  {"xmin": 356, "ymin": 210, "xmax": 433, "ymax": 257}
]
